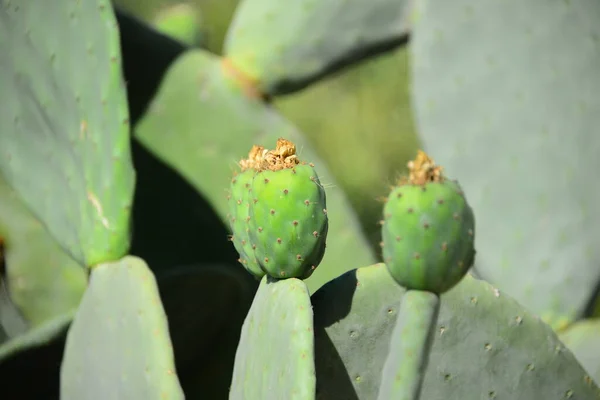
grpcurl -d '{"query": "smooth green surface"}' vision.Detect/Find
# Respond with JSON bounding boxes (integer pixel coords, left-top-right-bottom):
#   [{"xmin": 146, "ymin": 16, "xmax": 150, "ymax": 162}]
[
  {"xmin": 223, "ymin": 0, "xmax": 412, "ymax": 95},
  {"xmin": 382, "ymin": 180, "xmax": 475, "ymax": 294},
  {"xmin": 0, "ymin": 173, "xmax": 86, "ymax": 330},
  {"xmin": 411, "ymin": 0, "xmax": 600, "ymax": 329},
  {"xmin": 0, "ymin": 311, "xmax": 74, "ymax": 361},
  {"xmin": 153, "ymin": 3, "xmax": 203, "ymax": 46},
  {"xmin": 230, "ymin": 276, "xmax": 316, "ymax": 400},
  {"xmin": 560, "ymin": 319, "xmax": 600, "ymax": 385},
  {"xmin": 249, "ymin": 165, "xmax": 328, "ymax": 279},
  {"xmin": 0, "ymin": 0, "xmax": 135, "ymax": 266},
  {"xmin": 312, "ymin": 264, "xmax": 600, "ymax": 399},
  {"xmin": 60, "ymin": 256, "xmax": 184, "ymax": 400},
  {"xmin": 134, "ymin": 49, "xmax": 376, "ymax": 292},
  {"xmin": 377, "ymin": 290, "xmax": 439, "ymax": 400}
]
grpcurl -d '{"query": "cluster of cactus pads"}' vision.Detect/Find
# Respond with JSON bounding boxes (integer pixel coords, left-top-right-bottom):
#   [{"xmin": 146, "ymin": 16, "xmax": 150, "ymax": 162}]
[{"xmin": 1, "ymin": 0, "xmax": 600, "ymax": 399}]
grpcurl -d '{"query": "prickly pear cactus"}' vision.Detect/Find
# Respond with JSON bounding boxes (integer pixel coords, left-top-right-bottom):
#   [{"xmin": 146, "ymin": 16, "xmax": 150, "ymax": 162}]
[
  {"xmin": 0, "ymin": 0, "xmax": 135, "ymax": 266},
  {"xmin": 382, "ymin": 151, "xmax": 475, "ymax": 294},
  {"xmin": 230, "ymin": 276, "xmax": 316, "ymax": 400},
  {"xmin": 60, "ymin": 256, "xmax": 184, "ymax": 400},
  {"xmin": 410, "ymin": 0, "xmax": 600, "ymax": 329},
  {"xmin": 234, "ymin": 139, "xmax": 328, "ymax": 279},
  {"xmin": 312, "ymin": 264, "xmax": 600, "ymax": 399},
  {"xmin": 377, "ymin": 150, "xmax": 476, "ymax": 399}
]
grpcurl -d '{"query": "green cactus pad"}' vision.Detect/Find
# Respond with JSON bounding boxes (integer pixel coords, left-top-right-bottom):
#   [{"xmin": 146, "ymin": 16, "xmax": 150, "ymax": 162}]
[
  {"xmin": 312, "ymin": 264, "xmax": 600, "ymax": 399},
  {"xmin": 153, "ymin": 3, "xmax": 203, "ymax": 47},
  {"xmin": 0, "ymin": 174, "xmax": 86, "ymax": 330},
  {"xmin": 228, "ymin": 164, "xmax": 264, "ymax": 278},
  {"xmin": 560, "ymin": 319, "xmax": 600, "ymax": 385},
  {"xmin": 241, "ymin": 139, "xmax": 328, "ymax": 279},
  {"xmin": 0, "ymin": 0, "xmax": 135, "ymax": 266},
  {"xmin": 134, "ymin": 49, "xmax": 376, "ymax": 292},
  {"xmin": 411, "ymin": 0, "xmax": 600, "ymax": 328},
  {"xmin": 60, "ymin": 256, "xmax": 184, "ymax": 400},
  {"xmin": 223, "ymin": 0, "xmax": 413, "ymax": 96},
  {"xmin": 377, "ymin": 290, "xmax": 440, "ymax": 400},
  {"xmin": 230, "ymin": 276, "xmax": 316, "ymax": 399},
  {"xmin": 382, "ymin": 151, "xmax": 475, "ymax": 294},
  {"xmin": 0, "ymin": 311, "xmax": 74, "ymax": 362}
]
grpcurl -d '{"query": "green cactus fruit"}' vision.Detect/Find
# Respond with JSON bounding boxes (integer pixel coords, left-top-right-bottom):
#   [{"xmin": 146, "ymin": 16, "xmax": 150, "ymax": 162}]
[
  {"xmin": 0, "ymin": 0, "xmax": 135, "ymax": 267},
  {"xmin": 244, "ymin": 139, "xmax": 328, "ymax": 279},
  {"xmin": 230, "ymin": 276, "xmax": 316, "ymax": 399},
  {"xmin": 382, "ymin": 150, "xmax": 475, "ymax": 294},
  {"xmin": 60, "ymin": 256, "xmax": 184, "ymax": 400},
  {"xmin": 227, "ymin": 146, "xmax": 264, "ymax": 278}
]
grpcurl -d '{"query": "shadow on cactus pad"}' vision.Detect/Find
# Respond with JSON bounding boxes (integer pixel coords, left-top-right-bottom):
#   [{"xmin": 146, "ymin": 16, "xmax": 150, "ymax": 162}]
[{"xmin": 312, "ymin": 264, "xmax": 600, "ymax": 399}]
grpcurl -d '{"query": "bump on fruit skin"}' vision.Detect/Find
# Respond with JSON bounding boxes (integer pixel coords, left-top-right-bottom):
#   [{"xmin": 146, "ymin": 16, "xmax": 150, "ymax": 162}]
[
  {"xmin": 382, "ymin": 151, "xmax": 475, "ymax": 294},
  {"xmin": 227, "ymin": 168, "xmax": 265, "ymax": 279}
]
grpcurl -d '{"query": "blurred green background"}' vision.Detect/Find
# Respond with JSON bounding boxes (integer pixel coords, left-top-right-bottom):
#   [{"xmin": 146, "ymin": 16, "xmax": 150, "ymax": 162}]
[{"xmin": 115, "ymin": 0, "xmax": 420, "ymax": 251}]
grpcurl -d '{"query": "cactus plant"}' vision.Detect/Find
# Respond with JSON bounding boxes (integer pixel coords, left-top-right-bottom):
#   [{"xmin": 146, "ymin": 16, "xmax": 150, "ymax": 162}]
[{"xmin": 2, "ymin": 0, "xmax": 600, "ymax": 398}]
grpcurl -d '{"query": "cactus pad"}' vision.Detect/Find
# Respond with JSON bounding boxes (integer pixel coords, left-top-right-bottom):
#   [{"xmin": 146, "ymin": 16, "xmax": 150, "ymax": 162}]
[
  {"xmin": 377, "ymin": 290, "xmax": 440, "ymax": 400},
  {"xmin": 223, "ymin": 0, "xmax": 413, "ymax": 95},
  {"xmin": 560, "ymin": 319, "xmax": 600, "ymax": 385},
  {"xmin": 230, "ymin": 276, "xmax": 316, "ymax": 399},
  {"xmin": 60, "ymin": 256, "xmax": 184, "ymax": 400},
  {"xmin": 382, "ymin": 151, "xmax": 475, "ymax": 294},
  {"xmin": 134, "ymin": 49, "xmax": 375, "ymax": 292},
  {"xmin": 312, "ymin": 264, "xmax": 600, "ymax": 399},
  {"xmin": 410, "ymin": 0, "xmax": 600, "ymax": 328},
  {"xmin": 241, "ymin": 139, "xmax": 328, "ymax": 279},
  {"xmin": 0, "ymin": 0, "xmax": 135, "ymax": 266},
  {"xmin": 0, "ymin": 174, "xmax": 86, "ymax": 330}
]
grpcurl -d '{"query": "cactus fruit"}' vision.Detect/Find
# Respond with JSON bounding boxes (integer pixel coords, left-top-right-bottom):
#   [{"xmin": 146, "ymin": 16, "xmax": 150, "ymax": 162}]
[
  {"xmin": 381, "ymin": 151, "xmax": 475, "ymax": 294},
  {"xmin": 230, "ymin": 276, "xmax": 316, "ymax": 399},
  {"xmin": 0, "ymin": 0, "xmax": 135, "ymax": 267},
  {"xmin": 239, "ymin": 139, "xmax": 328, "ymax": 279},
  {"xmin": 227, "ymin": 146, "xmax": 265, "ymax": 278},
  {"xmin": 60, "ymin": 256, "xmax": 184, "ymax": 400}
]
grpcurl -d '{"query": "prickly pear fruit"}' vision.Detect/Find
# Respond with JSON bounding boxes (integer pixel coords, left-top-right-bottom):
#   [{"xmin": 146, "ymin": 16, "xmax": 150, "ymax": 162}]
[
  {"xmin": 246, "ymin": 139, "xmax": 328, "ymax": 279},
  {"xmin": 228, "ymin": 145, "xmax": 265, "ymax": 278},
  {"xmin": 382, "ymin": 151, "xmax": 475, "ymax": 294}
]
